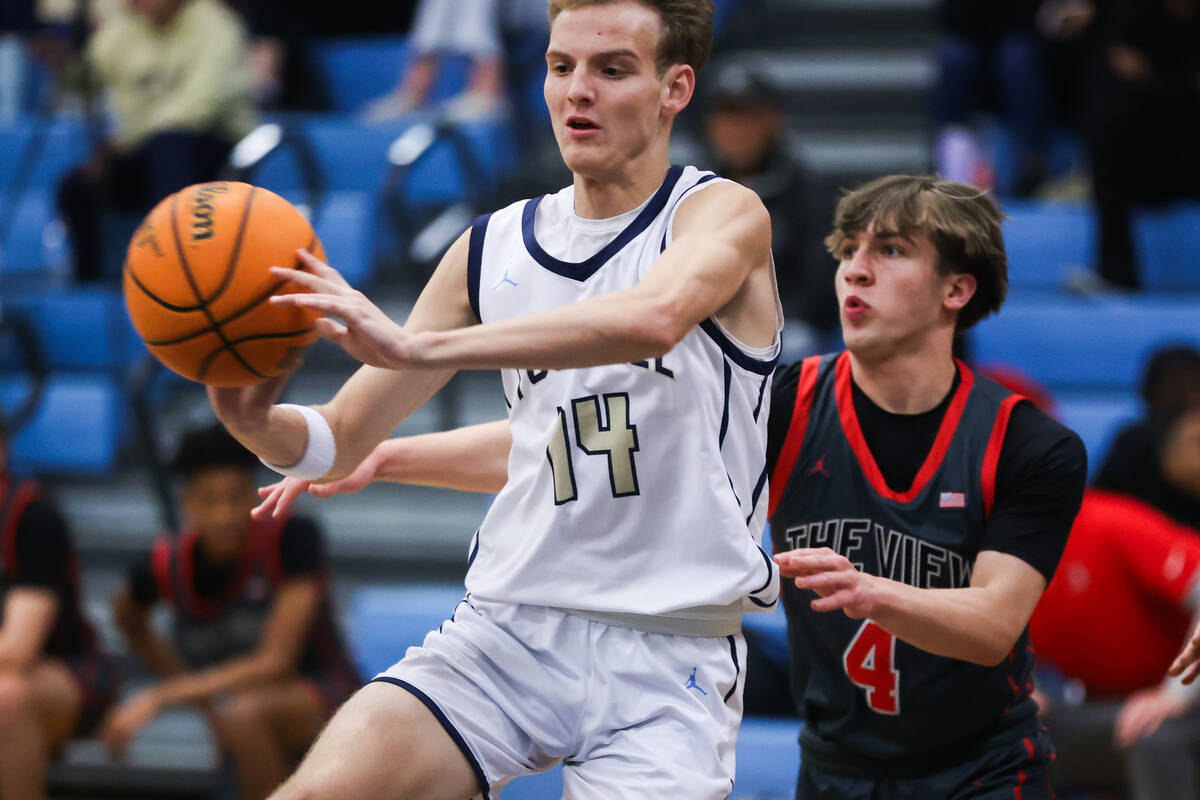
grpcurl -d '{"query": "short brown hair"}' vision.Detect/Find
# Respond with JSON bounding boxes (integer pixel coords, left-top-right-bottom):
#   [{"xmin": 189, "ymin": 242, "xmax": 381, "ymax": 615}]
[
  {"xmin": 825, "ymin": 175, "xmax": 1009, "ymax": 331},
  {"xmin": 547, "ymin": 0, "xmax": 714, "ymax": 75}
]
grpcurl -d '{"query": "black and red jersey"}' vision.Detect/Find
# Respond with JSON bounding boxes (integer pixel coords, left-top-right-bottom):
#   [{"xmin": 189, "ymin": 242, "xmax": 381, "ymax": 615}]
[
  {"xmin": 768, "ymin": 352, "xmax": 1061, "ymax": 779},
  {"xmin": 0, "ymin": 477, "xmax": 99, "ymax": 661},
  {"xmin": 149, "ymin": 516, "xmax": 360, "ymax": 703}
]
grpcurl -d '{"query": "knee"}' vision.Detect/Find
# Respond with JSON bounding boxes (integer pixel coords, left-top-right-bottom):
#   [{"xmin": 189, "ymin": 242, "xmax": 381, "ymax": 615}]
[
  {"xmin": 220, "ymin": 691, "xmax": 271, "ymax": 734},
  {"xmin": 0, "ymin": 673, "xmax": 34, "ymax": 730}
]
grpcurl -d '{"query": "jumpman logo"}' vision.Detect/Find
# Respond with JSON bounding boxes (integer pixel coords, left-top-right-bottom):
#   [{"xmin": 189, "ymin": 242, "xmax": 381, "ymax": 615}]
[
  {"xmin": 685, "ymin": 668, "xmax": 707, "ymax": 695},
  {"xmin": 491, "ymin": 270, "xmax": 518, "ymax": 291},
  {"xmin": 809, "ymin": 454, "xmax": 830, "ymax": 478}
]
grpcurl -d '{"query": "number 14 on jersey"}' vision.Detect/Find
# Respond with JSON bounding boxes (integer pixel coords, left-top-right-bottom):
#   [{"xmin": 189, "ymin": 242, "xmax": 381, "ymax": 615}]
[{"xmin": 547, "ymin": 393, "xmax": 640, "ymax": 505}]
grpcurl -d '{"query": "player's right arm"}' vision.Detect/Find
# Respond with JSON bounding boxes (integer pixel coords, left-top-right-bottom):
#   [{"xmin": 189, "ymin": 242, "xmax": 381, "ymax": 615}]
[
  {"xmin": 209, "ymin": 228, "xmax": 477, "ymax": 480},
  {"xmin": 253, "ymin": 420, "xmax": 513, "ymax": 519}
]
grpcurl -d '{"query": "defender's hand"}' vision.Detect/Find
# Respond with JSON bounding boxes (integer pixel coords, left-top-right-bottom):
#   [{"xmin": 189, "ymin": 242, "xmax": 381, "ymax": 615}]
[
  {"xmin": 1169, "ymin": 621, "xmax": 1200, "ymax": 685},
  {"xmin": 253, "ymin": 453, "xmax": 382, "ymax": 518},
  {"xmin": 1115, "ymin": 687, "xmax": 1190, "ymax": 747},
  {"xmin": 269, "ymin": 250, "xmax": 425, "ymax": 370},
  {"xmin": 774, "ymin": 547, "xmax": 881, "ymax": 618}
]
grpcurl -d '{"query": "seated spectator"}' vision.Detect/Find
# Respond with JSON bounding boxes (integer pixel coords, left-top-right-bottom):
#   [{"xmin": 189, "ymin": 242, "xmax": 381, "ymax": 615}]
[
  {"xmin": 1031, "ymin": 489, "xmax": 1200, "ymax": 799},
  {"xmin": 362, "ymin": 0, "xmax": 546, "ymax": 122},
  {"xmin": 1095, "ymin": 345, "xmax": 1200, "ymax": 530},
  {"xmin": 52, "ymin": 0, "xmax": 257, "ymax": 282},
  {"xmin": 105, "ymin": 424, "xmax": 360, "ymax": 800},
  {"xmin": 701, "ymin": 63, "xmax": 830, "ymax": 354},
  {"xmin": 224, "ymin": 0, "xmax": 327, "ymax": 111},
  {"xmin": 0, "ymin": 417, "xmax": 117, "ymax": 800},
  {"xmin": 1079, "ymin": 0, "xmax": 1200, "ymax": 291},
  {"xmin": 932, "ymin": 0, "xmax": 1049, "ymax": 196}
]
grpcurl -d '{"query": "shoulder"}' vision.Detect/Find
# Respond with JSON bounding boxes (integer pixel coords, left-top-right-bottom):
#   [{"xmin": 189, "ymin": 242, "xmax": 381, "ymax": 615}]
[
  {"xmin": 14, "ymin": 498, "xmax": 70, "ymax": 556},
  {"xmin": 675, "ymin": 177, "xmax": 766, "ymax": 225},
  {"xmin": 995, "ymin": 401, "xmax": 1088, "ymax": 501}
]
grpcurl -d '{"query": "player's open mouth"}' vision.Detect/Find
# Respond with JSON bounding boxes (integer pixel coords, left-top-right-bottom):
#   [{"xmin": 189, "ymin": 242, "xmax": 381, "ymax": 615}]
[
  {"xmin": 845, "ymin": 296, "xmax": 869, "ymax": 311},
  {"xmin": 567, "ymin": 117, "xmax": 600, "ymax": 131}
]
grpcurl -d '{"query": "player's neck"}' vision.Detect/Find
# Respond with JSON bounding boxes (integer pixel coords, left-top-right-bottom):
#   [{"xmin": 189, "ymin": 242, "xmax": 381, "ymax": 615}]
[
  {"xmin": 572, "ymin": 157, "xmax": 671, "ymax": 220},
  {"xmin": 848, "ymin": 341, "xmax": 957, "ymax": 415}
]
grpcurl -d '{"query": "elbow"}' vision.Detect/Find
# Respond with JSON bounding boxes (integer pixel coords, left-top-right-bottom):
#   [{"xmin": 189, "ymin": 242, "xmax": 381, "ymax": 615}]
[
  {"xmin": 969, "ymin": 632, "xmax": 1022, "ymax": 668},
  {"xmin": 632, "ymin": 294, "xmax": 691, "ymax": 357},
  {"xmin": 256, "ymin": 652, "xmax": 293, "ymax": 681}
]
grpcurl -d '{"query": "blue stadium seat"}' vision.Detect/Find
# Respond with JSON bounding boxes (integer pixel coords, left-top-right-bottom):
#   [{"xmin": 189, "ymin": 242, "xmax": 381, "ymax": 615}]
[
  {"xmin": 1002, "ymin": 202, "xmax": 1094, "ymax": 291},
  {"xmin": 310, "ymin": 37, "xmax": 473, "ymax": 113},
  {"xmin": 970, "ymin": 297, "xmax": 1200, "ymax": 393},
  {"xmin": 0, "ymin": 116, "xmax": 88, "ymax": 190},
  {"xmin": 0, "ymin": 190, "xmax": 69, "ymax": 289},
  {"xmin": 733, "ymin": 717, "xmax": 802, "ymax": 799},
  {"xmin": 1135, "ymin": 203, "xmax": 1200, "ymax": 291},
  {"xmin": 0, "ymin": 374, "xmax": 124, "ymax": 475},
  {"xmin": 1055, "ymin": 392, "xmax": 1140, "ymax": 473},
  {"xmin": 345, "ymin": 585, "xmax": 467, "ymax": 677},
  {"xmin": 311, "ymin": 191, "xmax": 374, "ymax": 287},
  {"xmin": 0, "ymin": 288, "xmax": 142, "ymax": 371},
  {"xmin": 305, "ymin": 118, "xmax": 410, "ymax": 196}
]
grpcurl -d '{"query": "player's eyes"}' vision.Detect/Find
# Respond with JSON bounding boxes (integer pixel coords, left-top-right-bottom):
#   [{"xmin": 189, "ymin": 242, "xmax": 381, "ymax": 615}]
[
  {"xmin": 550, "ymin": 63, "xmax": 570, "ymax": 75},
  {"xmin": 602, "ymin": 67, "xmax": 624, "ymax": 78},
  {"xmin": 840, "ymin": 245, "xmax": 857, "ymax": 259}
]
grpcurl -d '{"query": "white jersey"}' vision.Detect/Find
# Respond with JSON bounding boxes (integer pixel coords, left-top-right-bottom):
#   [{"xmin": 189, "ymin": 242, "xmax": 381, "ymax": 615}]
[{"xmin": 464, "ymin": 165, "xmax": 782, "ymax": 635}]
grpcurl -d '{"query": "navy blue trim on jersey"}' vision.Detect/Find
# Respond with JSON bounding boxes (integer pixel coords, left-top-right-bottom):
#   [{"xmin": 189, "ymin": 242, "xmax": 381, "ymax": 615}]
[
  {"xmin": 699, "ymin": 319, "xmax": 778, "ymax": 376},
  {"xmin": 752, "ymin": 372, "xmax": 770, "ymax": 421},
  {"xmin": 724, "ymin": 635, "xmax": 741, "ymax": 702},
  {"xmin": 658, "ymin": 172, "xmax": 720, "ymax": 252},
  {"xmin": 467, "ymin": 213, "xmax": 491, "ymax": 324},
  {"xmin": 521, "ymin": 165, "xmax": 684, "ymax": 282},
  {"xmin": 467, "ymin": 530, "xmax": 480, "ymax": 568},
  {"xmin": 746, "ymin": 464, "xmax": 768, "ymax": 525},
  {"xmin": 719, "ymin": 359, "xmax": 733, "ymax": 447},
  {"xmin": 371, "ymin": 677, "xmax": 492, "ymax": 799}
]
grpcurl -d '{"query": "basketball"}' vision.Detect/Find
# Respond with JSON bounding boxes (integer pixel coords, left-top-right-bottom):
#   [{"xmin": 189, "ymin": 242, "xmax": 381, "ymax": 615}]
[{"xmin": 122, "ymin": 182, "xmax": 323, "ymax": 386}]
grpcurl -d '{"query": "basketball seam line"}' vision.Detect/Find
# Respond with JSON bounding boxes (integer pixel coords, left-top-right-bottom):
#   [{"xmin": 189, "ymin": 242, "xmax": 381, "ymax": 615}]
[
  {"xmin": 194, "ymin": 328, "xmax": 315, "ymax": 382},
  {"xmin": 124, "ymin": 260, "xmax": 210, "ymax": 313},
  {"xmin": 205, "ymin": 185, "xmax": 258, "ymax": 306},
  {"xmin": 141, "ymin": 232, "xmax": 317, "ymax": 347},
  {"xmin": 168, "ymin": 190, "xmax": 269, "ymax": 382}
]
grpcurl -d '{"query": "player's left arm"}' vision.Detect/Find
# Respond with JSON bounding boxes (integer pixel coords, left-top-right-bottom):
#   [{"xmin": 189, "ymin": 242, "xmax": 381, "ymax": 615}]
[
  {"xmin": 395, "ymin": 182, "xmax": 774, "ymax": 370},
  {"xmin": 777, "ymin": 405, "xmax": 1088, "ymax": 666},
  {"xmin": 0, "ymin": 502, "xmax": 69, "ymax": 671}
]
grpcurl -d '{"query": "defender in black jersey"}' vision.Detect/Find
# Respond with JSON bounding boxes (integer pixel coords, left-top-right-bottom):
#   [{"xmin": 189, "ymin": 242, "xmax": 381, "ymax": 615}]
[
  {"xmin": 0, "ymin": 419, "xmax": 116, "ymax": 799},
  {"xmin": 107, "ymin": 425, "xmax": 360, "ymax": 800},
  {"xmin": 769, "ymin": 176, "xmax": 1087, "ymax": 798}
]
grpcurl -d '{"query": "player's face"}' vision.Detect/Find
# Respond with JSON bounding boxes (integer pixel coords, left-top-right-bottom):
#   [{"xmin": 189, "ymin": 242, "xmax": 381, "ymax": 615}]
[
  {"xmin": 1163, "ymin": 410, "xmax": 1200, "ymax": 499},
  {"xmin": 834, "ymin": 225, "xmax": 966, "ymax": 359},
  {"xmin": 544, "ymin": 3, "xmax": 675, "ymax": 178},
  {"xmin": 181, "ymin": 467, "xmax": 257, "ymax": 561}
]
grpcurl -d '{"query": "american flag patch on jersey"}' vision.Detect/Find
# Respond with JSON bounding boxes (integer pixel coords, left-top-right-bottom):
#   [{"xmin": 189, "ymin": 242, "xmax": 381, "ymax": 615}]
[{"xmin": 939, "ymin": 491, "xmax": 966, "ymax": 509}]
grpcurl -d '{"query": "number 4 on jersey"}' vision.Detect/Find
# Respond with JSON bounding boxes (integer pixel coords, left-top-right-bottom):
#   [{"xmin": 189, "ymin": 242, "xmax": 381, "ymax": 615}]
[{"xmin": 843, "ymin": 621, "xmax": 900, "ymax": 715}]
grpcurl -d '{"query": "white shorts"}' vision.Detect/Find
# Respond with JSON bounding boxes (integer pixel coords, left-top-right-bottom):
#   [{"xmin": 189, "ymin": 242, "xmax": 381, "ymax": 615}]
[{"xmin": 375, "ymin": 597, "xmax": 746, "ymax": 799}]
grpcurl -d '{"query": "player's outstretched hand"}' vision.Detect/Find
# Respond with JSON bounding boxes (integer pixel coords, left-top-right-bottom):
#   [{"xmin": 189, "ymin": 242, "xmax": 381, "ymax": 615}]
[
  {"xmin": 1168, "ymin": 620, "xmax": 1200, "ymax": 685},
  {"xmin": 101, "ymin": 688, "xmax": 163, "ymax": 758},
  {"xmin": 253, "ymin": 453, "xmax": 382, "ymax": 519},
  {"xmin": 1114, "ymin": 686, "xmax": 1190, "ymax": 747},
  {"xmin": 774, "ymin": 547, "xmax": 879, "ymax": 619},
  {"xmin": 269, "ymin": 249, "xmax": 421, "ymax": 370}
]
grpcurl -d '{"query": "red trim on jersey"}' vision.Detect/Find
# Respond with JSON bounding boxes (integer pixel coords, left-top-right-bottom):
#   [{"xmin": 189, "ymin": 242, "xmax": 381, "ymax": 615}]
[
  {"xmin": 835, "ymin": 352, "xmax": 976, "ymax": 503},
  {"xmin": 150, "ymin": 537, "xmax": 174, "ymax": 603},
  {"xmin": 259, "ymin": 515, "xmax": 289, "ymax": 588},
  {"xmin": 768, "ymin": 356, "xmax": 822, "ymax": 518},
  {"xmin": 982, "ymin": 394, "xmax": 1026, "ymax": 518},
  {"xmin": 1, "ymin": 479, "xmax": 39, "ymax": 574}
]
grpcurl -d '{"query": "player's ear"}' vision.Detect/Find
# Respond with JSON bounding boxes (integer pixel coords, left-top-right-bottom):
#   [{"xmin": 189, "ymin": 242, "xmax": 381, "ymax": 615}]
[
  {"xmin": 944, "ymin": 272, "xmax": 977, "ymax": 312},
  {"xmin": 661, "ymin": 64, "xmax": 695, "ymax": 118}
]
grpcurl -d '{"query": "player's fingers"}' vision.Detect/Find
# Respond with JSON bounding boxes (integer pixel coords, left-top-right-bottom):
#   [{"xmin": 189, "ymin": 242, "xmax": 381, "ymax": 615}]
[
  {"xmin": 313, "ymin": 317, "xmax": 350, "ymax": 342},
  {"xmin": 269, "ymin": 264, "xmax": 339, "ymax": 294},
  {"xmin": 251, "ymin": 482, "xmax": 285, "ymax": 519},
  {"xmin": 793, "ymin": 571, "xmax": 848, "ymax": 592},
  {"xmin": 270, "ymin": 292, "xmax": 353, "ymax": 318},
  {"xmin": 775, "ymin": 550, "xmax": 845, "ymax": 570},
  {"xmin": 1184, "ymin": 661, "xmax": 1200, "ymax": 685},
  {"xmin": 273, "ymin": 480, "xmax": 309, "ymax": 517},
  {"xmin": 810, "ymin": 589, "xmax": 857, "ymax": 613},
  {"xmin": 297, "ymin": 248, "xmax": 349, "ymax": 285},
  {"xmin": 1168, "ymin": 638, "xmax": 1200, "ymax": 676}
]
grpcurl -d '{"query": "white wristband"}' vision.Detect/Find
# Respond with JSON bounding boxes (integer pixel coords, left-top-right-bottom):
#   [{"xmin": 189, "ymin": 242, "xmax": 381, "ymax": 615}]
[{"xmin": 259, "ymin": 404, "xmax": 336, "ymax": 481}]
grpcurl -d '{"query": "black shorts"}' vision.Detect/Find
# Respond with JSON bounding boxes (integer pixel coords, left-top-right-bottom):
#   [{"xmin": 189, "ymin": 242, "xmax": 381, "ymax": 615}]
[
  {"xmin": 64, "ymin": 650, "xmax": 119, "ymax": 737},
  {"xmin": 797, "ymin": 730, "xmax": 1055, "ymax": 800}
]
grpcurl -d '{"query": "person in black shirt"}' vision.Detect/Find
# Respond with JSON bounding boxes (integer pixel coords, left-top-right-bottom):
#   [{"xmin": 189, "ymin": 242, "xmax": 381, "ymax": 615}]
[
  {"xmin": 106, "ymin": 424, "xmax": 360, "ymax": 800},
  {"xmin": 250, "ymin": 176, "xmax": 1088, "ymax": 799},
  {"xmin": 0, "ymin": 417, "xmax": 116, "ymax": 800}
]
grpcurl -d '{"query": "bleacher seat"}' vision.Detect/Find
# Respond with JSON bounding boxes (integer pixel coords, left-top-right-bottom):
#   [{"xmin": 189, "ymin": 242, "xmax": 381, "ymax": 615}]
[
  {"xmin": 1135, "ymin": 202, "xmax": 1200, "ymax": 291},
  {"xmin": 733, "ymin": 718, "xmax": 802, "ymax": 799},
  {"xmin": 971, "ymin": 297, "xmax": 1200, "ymax": 393},
  {"xmin": 310, "ymin": 38, "xmax": 472, "ymax": 113},
  {"xmin": 0, "ymin": 190, "xmax": 68, "ymax": 290},
  {"xmin": 345, "ymin": 584, "xmax": 467, "ymax": 677},
  {"xmin": 0, "ymin": 288, "xmax": 142, "ymax": 372},
  {"xmin": 0, "ymin": 374, "xmax": 124, "ymax": 475},
  {"xmin": 1056, "ymin": 392, "xmax": 1140, "ymax": 473},
  {"xmin": 1002, "ymin": 202, "xmax": 1094, "ymax": 291},
  {"xmin": 311, "ymin": 191, "xmax": 375, "ymax": 287},
  {"xmin": 0, "ymin": 115, "xmax": 88, "ymax": 190}
]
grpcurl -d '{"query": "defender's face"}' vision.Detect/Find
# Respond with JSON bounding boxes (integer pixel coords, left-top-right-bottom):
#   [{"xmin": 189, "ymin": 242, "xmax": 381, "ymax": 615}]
[
  {"xmin": 834, "ymin": 226, "xmax": 953, "ymax": 359},
  {"xmin": 544, "ymin": 3, "xmax": 669, "ymax": 178},
  {"xmin": 181, "ymin": 467, "xmax": 256, "ymax": 561}
]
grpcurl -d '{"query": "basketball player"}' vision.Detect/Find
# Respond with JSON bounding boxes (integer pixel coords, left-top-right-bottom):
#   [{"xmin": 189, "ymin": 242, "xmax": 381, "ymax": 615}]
[
  {"xmin": 210, "ymin": 1, "xmax": 781, "ymax": 798},
  {"xmin": 106, "ymin": 425, "xmax": 360, "ymax": 800},
  {"xmin": 0, "ymin": 418, "xmax": 117, "ymax": 800},
  {"xmin": 258, "ymin": 176, "xmax": 1093, "ymax": 799}
]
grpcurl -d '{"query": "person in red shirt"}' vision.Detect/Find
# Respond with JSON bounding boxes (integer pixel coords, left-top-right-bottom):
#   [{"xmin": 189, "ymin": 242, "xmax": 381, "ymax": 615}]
[{"xmin": 1031, "ymin": 486, "xmax": 1200, "ymax": 799}]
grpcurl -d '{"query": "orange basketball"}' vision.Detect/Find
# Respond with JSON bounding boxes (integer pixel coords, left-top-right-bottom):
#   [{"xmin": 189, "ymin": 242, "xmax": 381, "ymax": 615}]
[{"xmin": 123, "ymin": 182, "xmax": 323, "ymax": 386}]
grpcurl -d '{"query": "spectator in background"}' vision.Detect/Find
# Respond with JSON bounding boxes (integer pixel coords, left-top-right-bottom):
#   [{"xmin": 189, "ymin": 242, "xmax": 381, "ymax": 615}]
[
  {"xmin": 932, "ymin": 0, "xmax": 1049, "ymax": 196},
  {"xmin": 1031, "ymin": 489, "xmax": 1200, "ymax": 799},
  {"xmin": 106, "ymin": 424, "xmax": 360, "ymax": 800},
  {"xmin": 223, "ymin": 0, "xmax": 328, "ymax": 111},
  {"xmin": 362, "ymin": 0, "xmax": 547, "ymax": 122},
  {"xmin": 702, "ymin": 63, "xmax": 832, "ymax": 352},
  {"xmin": 1079, "ymin": 0, "xmax": 1200, "ymax": 291},
  {"xmin": 0, "ymin": 417, "xmax": 118, "ymax": 800},
  {"xmin": 1095, "ymin": 346, "xmax": 1200, "ymax": 531},
  {"xmin": 51, "ymin": 0, "xmax": 257, "ymax": 282}
]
